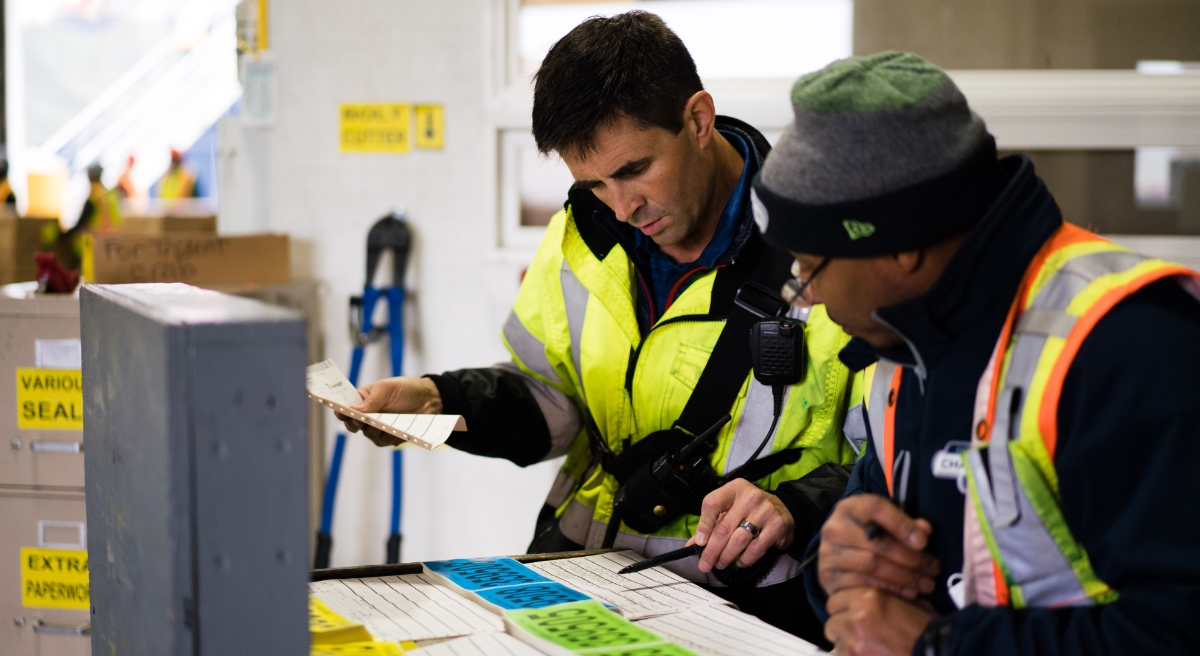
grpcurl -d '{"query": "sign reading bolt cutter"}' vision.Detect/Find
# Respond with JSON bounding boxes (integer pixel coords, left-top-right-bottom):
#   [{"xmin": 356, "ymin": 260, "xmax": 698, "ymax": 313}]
[{"xmin": 340, "ymin": 103, "xmax": 411, "ymax": 153}]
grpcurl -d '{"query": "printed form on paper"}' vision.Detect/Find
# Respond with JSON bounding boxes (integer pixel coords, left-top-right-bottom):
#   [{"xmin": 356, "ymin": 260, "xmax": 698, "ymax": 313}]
[{"xmin": 306, "ymin": 359, "xmax": 465, "ymax": 450}]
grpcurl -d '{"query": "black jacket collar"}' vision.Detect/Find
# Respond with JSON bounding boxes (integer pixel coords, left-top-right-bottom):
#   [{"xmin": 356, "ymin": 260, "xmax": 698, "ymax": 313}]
[
  {"xmin": 839, "ymin": 155, "xmax": 1064, "ymax": 382},
  {"xmin": 566, "ymin": 116, "xmax": 772, "ymax": 264}
]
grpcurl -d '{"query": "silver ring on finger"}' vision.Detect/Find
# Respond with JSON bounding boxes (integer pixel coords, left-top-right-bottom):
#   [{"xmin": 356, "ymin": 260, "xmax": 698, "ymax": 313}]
[{"xmin": 737, "ymin": 519, "xmax": 761, "ymax": 539}]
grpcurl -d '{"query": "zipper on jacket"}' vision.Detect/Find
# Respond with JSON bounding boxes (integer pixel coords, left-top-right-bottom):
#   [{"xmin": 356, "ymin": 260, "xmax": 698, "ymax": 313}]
[
  {"xmin": 623, "ymin": 313, "xmax": 723, "ymax": 395},
  {"xmin": 625, "ymin": 263, "xmax": 731, "ymax": 395}
]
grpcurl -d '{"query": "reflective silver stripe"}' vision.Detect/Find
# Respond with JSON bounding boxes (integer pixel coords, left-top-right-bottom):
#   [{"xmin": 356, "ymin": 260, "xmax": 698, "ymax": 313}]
[
  {"xmin": 560, "ymin": 260, "xmax": 589, "ymax": 395},
  {"xmin": 543, "ymin": 470, "xmax": 576, "ymax": 510},
  {"xmin": 987, "ymin": 387, "xmax": 1021, "ymax": 527},
  {"xmin": 503, "ymin": 311, "xmax": 562, "ymax": 384},
  {"xmin": 723, "ymin": 381, "xmax": 788, "ymax": 475},
  {"xmin": 843, "ymin": 403, "xmax": 868, "ymax": 456},
  {"xmin": 557, "ymin": 499, "xmax": 594, "ymax": 545},
  {"xmin": 1000, "ymin": 249, "xmax": 1153, "ymax": 440},
  {"xmin": 967, "ymin": 448, "xmax": 1088, "ymax": 606},
  {"xmin": 867, "ymin": 360, "xmax": 898, "ymax": 464},
  {"xmin": 1060, "ymin": 250, "xmax": 1148, "ymax": 281},
  {"xmin": 494, "ymin": 362, "xmax": 581, "ymax": 460},
  {"xmin": 1015, "ymin": 308, "xmax": 1076, "ymax": 338},
  {"xmin": 1180, "ymin": 276, "xmax": 1200, "ymax": 302},
  {"xmin": 972, "ymin": 247, "xmax": 1153, "ymax": 606}
]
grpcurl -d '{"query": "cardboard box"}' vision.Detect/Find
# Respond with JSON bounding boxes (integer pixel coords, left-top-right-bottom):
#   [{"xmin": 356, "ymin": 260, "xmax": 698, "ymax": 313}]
[
  {"xmin": 0, "ymin": 490, "xmax": 91, "ymax": 656},
  {"xmin": 0, "ymin": 215, "xmax": 62, "ymax": 285},
  {"xmin": 117, "ymin": 198, "xmax": 218, "ymax": 235},
  {"xmin": 81, "ymin": 232, "xmax": 290, "ymax": 285},
  {"xmin": 119, "ymin": 215, "xmax": 217, "ymax": 235},
  {"xmin": 0, "ymin": 296, "xmax": 84, "ymax": 489}
]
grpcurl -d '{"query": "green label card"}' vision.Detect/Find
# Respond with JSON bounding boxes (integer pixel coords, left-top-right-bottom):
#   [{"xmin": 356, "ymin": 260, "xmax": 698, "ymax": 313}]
[
  {"xmin": 583, "ymin": 645, "xmax": 698, "ymax": 656},
  {"xmin": 508, "ymin": 600, "xmax": 664, "ymax": 652}
]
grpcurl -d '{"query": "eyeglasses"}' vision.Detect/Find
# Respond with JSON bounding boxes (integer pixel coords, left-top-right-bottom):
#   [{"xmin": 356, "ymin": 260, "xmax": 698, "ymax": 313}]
[{"xmin": 782, "ymin": 257, "xmax": 828, "ymax": 307}]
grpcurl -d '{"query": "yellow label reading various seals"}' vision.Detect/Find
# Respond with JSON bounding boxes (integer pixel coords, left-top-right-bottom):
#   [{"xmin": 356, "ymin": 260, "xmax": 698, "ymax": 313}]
[
  {"xmin": 21, "ymin": 547, "xmax": 89, "ymax": 609},
  {"xmin": 15, "ymin": 368, "xmax": 84, "ymax": 430}
]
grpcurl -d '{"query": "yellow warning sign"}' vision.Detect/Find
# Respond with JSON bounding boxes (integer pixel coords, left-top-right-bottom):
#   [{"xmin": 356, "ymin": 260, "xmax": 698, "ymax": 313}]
[
  {"xmin": 21, "ymin": 547, "xmax": 89, "ymax": 609},
  {"xmin": 16, "ymin": 368, "xmax": 84, "ymax": 430},
  {"xmin": 414, "ymin": 104, "xmax": 444, "ymax": 150},
  {"xmin": 340, "ymin": 103, "xmax": 411, "ymax": 153}
]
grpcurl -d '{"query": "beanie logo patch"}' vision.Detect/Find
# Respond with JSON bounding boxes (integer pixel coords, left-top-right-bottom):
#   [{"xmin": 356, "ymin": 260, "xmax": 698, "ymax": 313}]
[{"xmin": 842, "ymin": 220, "xmax": 876, "ymax": 241}]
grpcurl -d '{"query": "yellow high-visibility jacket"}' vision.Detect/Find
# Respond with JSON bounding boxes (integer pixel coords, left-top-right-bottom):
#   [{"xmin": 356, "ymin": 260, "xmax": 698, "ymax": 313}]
[{"xmin": 429, "ymin": 118, "xmax": 861, "ymax": 587}]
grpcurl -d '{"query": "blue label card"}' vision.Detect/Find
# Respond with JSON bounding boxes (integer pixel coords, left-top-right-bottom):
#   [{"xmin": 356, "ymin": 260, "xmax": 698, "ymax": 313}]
[
  {"xmin": 475, "ymin": 582, "xmax": 591, "ymax": 610},
  {"xmin": 424, "ymin": 557, "xmax": 551, "ymax": 591}
]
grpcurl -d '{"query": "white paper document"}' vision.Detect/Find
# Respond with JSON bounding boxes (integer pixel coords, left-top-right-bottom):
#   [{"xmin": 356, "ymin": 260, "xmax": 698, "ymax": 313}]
[
  {"xmin": 635, "ymin": 604, "xmax": 827, "ymax": 656},
  {"xmin": 309, "ymin": 574, "xmax": 504, "ymax": 642},
  {"xmin": 527, "ymin": 551, "xmax": 731, "ymax": 620},
  {"xmin": 409, "ymin": 633, "xmax": 547, "ymax": 656},
  {"xmin": 306, "ymin": 359, "xmax": 465, "ymax": 450}
]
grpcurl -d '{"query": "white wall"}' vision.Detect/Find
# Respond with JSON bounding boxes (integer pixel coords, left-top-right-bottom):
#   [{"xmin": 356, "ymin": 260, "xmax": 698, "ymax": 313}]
[{"xmin": 219, "ymin": 0, "xmax": 561, "ymax": 567}]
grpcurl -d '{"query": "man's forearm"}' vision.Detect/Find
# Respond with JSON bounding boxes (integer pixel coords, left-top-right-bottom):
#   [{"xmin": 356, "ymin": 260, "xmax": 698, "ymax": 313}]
[{"xmin": 426, "ymin": 365, "xmax": 576, "ymax": 467}]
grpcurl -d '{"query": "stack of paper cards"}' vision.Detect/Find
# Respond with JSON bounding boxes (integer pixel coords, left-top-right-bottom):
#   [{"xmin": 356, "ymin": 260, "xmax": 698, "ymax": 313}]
[
  {"xmin": 408, "ymin": 633, "xmax": 547, "ymax": 656},
  {"xmin": 306, "ymin": 359, "xmax": 465, "ymax": 450},
  {"xmin": 506, "ymin": 600, "xmax": 697, "ymax": 656},
  {"xmin": 309, "ymin": 574, "xmax": 504, "ymax": 643},
  {"xmin": 526, "ymin": 552, "xmax": 730, "ymax": 620},
  {"xmin": 424, "ymin": 558, "xmax": 592, "ymax": 613},
  {"xmin": 636, "ymin": 605, "xmax": 827, "ymax": 656},
  {"xmin": 311, "ymin": 553, "xmax": 827, "ymax": 655}
]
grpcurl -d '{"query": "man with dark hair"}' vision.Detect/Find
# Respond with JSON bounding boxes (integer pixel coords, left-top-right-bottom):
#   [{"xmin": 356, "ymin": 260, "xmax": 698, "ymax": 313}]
[{"xmin": 339, "ymin": 12, "xmax": 860, "ymax": 642}]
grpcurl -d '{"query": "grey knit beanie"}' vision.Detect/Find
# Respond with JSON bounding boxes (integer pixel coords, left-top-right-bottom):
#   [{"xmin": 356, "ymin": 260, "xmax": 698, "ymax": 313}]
[{"xmin": 752, "ymin": 51, "xmax": 1005, "ymax": 257}]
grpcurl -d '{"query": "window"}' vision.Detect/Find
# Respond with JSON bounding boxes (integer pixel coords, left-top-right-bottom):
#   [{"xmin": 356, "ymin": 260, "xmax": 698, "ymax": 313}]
[{"xmin": 517, "ymin": 0, "xmax": 853, "ymax": 82}]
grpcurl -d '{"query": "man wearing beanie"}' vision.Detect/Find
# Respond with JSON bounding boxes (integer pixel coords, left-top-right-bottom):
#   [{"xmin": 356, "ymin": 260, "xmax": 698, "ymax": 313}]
[{"xmin": 752, "ymin": 52, "xmax": 1200, "ymax": 655}]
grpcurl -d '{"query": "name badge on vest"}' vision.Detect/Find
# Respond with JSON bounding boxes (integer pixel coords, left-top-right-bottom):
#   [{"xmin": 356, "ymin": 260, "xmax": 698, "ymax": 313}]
[{"xmin": 932, "ymin": 441, "xmax": 969, "ymax": 493}]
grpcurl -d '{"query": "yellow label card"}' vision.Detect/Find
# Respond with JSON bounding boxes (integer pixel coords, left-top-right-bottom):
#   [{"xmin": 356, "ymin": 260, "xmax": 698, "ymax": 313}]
[
  {"xmin": 21, "ymin": 547, "xmax": 89, "ymax": 609},
  {"xmin": 16, "ymin": 368, "xmax": 84, "ymax": 430},
  {"xmin": 340, "ymin": 103, "xmax": 411, "ymax": 153},
  {"xmin": 311, "ymin": 641, "xmax": 406, "ymax": 656},
  {"xmin": 414, "ymin": 104, "xmax": 444, "ymax": 150},
  {"xmin": 310, "ymin": 597, "xmax": 373, "ymax": 645}
]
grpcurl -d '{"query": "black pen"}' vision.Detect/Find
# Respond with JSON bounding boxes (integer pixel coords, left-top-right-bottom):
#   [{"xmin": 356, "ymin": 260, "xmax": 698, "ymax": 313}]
[{"xmin": 618, "ymin": 544, "xmax": 704, "ymax": 575}]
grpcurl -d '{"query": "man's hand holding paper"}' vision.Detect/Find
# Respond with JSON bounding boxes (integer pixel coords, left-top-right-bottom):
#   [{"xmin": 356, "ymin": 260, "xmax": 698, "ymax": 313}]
[{"xmin": 337, "ymin": 377, "xmax": 443, "ymax": 447}]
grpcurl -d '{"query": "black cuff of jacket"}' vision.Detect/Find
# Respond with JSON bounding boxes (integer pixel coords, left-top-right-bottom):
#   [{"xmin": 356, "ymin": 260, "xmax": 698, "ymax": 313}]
[
  {"xmin": 800, "ymin": 533, "xmax": 830, "ymax": 624},
  {"xmin": 771, "ymin": 462, "xmax": 854, "ymax": 561},
  {"xmin": 771, "ymin": 486, "xmax": 826, "ymax": 562},
  {"xmin": 424, "ymin": 369, "xmax": 552, "ymax": 467},
  {"xmin": 914, "ymin": 614, "xmax": 955, "ymax": 656},
  {"xmin": 425, "ymin": 373, "xmax": 465, "ymax": 416}
]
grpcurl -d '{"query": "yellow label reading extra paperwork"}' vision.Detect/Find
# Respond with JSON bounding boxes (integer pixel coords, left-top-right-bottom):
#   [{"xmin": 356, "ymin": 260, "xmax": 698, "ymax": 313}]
[
  {"xmin": 21, "ymin": 547, "xmax": 89, "ymax": 609},
  {"xmin": 16, "ymin": 368, "xmax": 84, "ymax": 430}
]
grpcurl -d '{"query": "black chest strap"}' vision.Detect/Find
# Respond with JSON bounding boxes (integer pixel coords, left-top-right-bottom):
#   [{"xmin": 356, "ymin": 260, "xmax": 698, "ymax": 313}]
[{"xmin": 674, "ymin": 233, "xmax": 792, "ymax": 437}]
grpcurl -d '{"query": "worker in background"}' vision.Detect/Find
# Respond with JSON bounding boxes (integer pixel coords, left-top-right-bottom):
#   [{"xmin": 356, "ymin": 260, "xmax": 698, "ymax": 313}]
[
  {"xmin": 117, "ymin": 154, "xmax": 140, "ymax": 198},
  {"xmin": 156, "ymin": 148, "xmax": 197, "ymax": 198},
  {"xmin": 749, "ymin": 52, "xmax": 1200, "ymax": 655},
  {"xmin": 61, "ymin": 163, "xmax": 122, "ymax": 268},
  {"xmin": 339, "ymin": 11, "xmax": 860, "ymax": 644},
  {"xmin": 75, "ymin": 163, "xmax": 121, "ymax": 234},
  {"xmin": 0, "ymin": 159, "xmax": 17, "ymax": 206}
]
